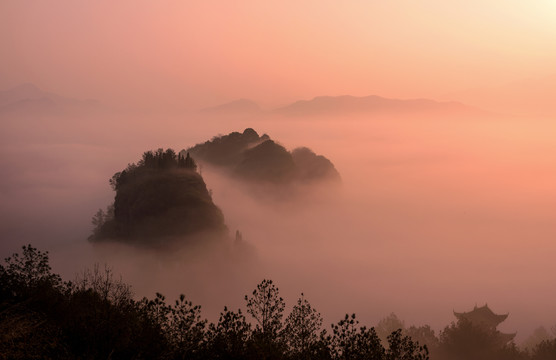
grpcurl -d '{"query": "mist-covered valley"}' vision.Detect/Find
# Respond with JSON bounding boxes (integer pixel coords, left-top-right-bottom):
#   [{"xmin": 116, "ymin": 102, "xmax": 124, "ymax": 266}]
[
  {"xmin": 2, "ymin": 94, "xmax": 556, "ymax": 350},
  {"xmin": 4, "ymin": 2, "xmax": 556, "ymax": 358}
]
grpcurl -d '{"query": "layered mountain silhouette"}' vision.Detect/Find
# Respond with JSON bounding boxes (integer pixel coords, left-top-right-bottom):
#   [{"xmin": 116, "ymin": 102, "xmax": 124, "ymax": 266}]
[
  {"xmin": 201, "ymin": 98, "xmax": 262, "ymax": 114},
  {"xmin": 0, "ymin": 83, "xmax": 99, "ymax": 115},
  {"xmin": 273, "ymin": 95, "xmax": 479, "ymax": 116},
  {"xmin": 186, "ymin": 128, "xmax": 341, "ymax": 185},
  {"xmin": 201, "ymin": 95, "xmax": 481, "ymax": 117},
  {"xmin": 89, "ymin": 149, "xmax": 227, "ymax": 245}
]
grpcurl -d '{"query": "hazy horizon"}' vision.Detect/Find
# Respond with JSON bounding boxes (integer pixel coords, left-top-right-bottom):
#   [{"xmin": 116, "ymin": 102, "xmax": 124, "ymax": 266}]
[
  {"xmin": 2, "ymin": 1, "xmax": 556, "ymax": 111},
  {"xmin": 2, "ymin": 0, "xmax": 556, "ymax": 349}
]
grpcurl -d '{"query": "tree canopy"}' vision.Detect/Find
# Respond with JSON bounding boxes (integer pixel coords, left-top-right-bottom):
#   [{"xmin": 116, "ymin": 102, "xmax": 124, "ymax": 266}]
[{"xmin": 3, "ymin": 246, "xmax": 554, "ymax": 359}]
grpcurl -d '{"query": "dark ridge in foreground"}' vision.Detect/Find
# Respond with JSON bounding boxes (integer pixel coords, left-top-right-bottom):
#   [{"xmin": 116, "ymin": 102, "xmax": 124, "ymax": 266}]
[
  {"xmin": 186, "ymin": 128, "xmax": 341, "ymax": 186},
  {"xmin": 0, "ymin": 246, "xmax": 429, "ymax": 360},
  {"xmin": 3, "ymin": 245, "xmax": 555, "ymax": 360},
  {"xmin": 89, "ymin": 149, "xmax": 227, "ymax": 245}
]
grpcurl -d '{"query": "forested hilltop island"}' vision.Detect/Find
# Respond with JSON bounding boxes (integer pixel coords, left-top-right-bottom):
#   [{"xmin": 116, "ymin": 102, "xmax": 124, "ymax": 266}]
[
  {"xmin": 186, "ymin": 128, "xmax": 341, "ymax": 185},
  {"xmin": 1, "ymin": 245, "xmax": 556, "ymax": 359},
  {"xmin": 90, "ymin": 129, "xmax": 341, "ymax": 245},
  {"xmin": 89, "ymin": 148, "xmax": 227, "ymax": 245}
]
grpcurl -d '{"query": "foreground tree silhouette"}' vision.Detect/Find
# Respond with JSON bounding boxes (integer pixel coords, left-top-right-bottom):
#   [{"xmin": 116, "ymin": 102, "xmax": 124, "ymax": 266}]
[
  {"xmin": 245, "ymin": 279, "xmax": 286, "ymax": 359},
  {"xmin": 140, "ymin": 292, "xmax": 207, "ymax": 359},
  {"xmin": 0, "ymin": 245, "xmax": 166, "ymax": 359},
  {"xmin": 0, "ymin": 245, "xmax": 66, "ymax": 359},
  {"xmin": 6, "ymin": 246, "xmax": 536, "ymax": 360},
  {"xmin": 376, "ymin": 312, "xmax": 405, "ymax": 345},
  {"xmin": 386, "ymin": 329, "xmax": 429, "ymax": 360},
  {"xmin": 438, "ymin": 318, "xmax": 521, "ymax": 360},
  {"xmin": 0, "ymin": 245, "xmax": 63, "ymax": 300},
  {"xmin": 283, "ymin": 293, "xmax": 327, "ymax": 360},
  {"xmin": 531, "ymin": 338, "xmax": 556, "ymax": 360},
  {"xmin": 405, "ymin": 325, "xmax": 439, "ymax": 355},
  {"xmin": 329, "ymin": 313, "xmax": 384, "ymax": 360},
  {"xmin": 327, "ymin": 314, "xmax": 429, "ymax": 360},
  {"xmin": 167, "ymin": 294, "xmax": 207, "ymax": 359},
  {"xmin": 206, "ymin": 307, "xmax": 253, "ymax": 359}
]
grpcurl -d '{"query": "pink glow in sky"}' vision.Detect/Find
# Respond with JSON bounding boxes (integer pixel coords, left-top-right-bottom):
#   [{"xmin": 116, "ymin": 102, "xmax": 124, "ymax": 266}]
[
  {"xmin": 1, "ymin": 1, "xmax": 556, "ymax": 109},
  {"xmin": 2, "ymin": 0, "xmax": 556, "ymax": 345}
]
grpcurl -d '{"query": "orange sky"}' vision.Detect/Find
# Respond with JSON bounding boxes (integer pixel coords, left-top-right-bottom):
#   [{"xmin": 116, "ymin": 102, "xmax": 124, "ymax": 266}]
[{"xmin": 1, "ymin": 1, "xmax": 555, "ymax": 109}]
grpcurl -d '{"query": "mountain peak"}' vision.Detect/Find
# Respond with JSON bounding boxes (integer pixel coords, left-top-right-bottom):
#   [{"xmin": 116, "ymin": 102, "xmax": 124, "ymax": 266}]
[
  {"xmin": 274, "ymin": 94, "xmax": 477, "ymax": 116},
  {"xmin": 0, "ymin": 83, "xmax": 100, "ymax": 113},
  {"xmin": 201, "ymin": 99, "xmax": 262, "ymax": 114}
]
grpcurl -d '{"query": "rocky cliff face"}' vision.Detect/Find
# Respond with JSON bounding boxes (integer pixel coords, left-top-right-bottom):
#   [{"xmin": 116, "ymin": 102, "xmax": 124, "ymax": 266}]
[{"xmin": 90, "ymin": 149, "xmax": 226, "ymax": 245}]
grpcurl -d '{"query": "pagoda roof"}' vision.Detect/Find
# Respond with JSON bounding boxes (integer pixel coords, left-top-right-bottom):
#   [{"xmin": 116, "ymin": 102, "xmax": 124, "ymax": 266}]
[{"xmin": 453, "ymin": 304, "xmax": 509, "ymax": 327}]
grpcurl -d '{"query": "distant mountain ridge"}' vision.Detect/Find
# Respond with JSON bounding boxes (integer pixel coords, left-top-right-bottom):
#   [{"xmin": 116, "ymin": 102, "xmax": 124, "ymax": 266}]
[
  {"xmin": 0, "ymin": 83, "xmax": 46, "ymax": 107},
  {"xmin": 203, "ymin": 95, "xmax": 482, "ymax": 116},
  {"xmin": 201, "ymin": 99, "xmax": 262, "ymax": 114},
  {"xmin": 0, "ymin": 83, "xmax": 99, "ymax": 114},
  {"xmin": 273, "ymin": 95, "xmax": 479, "ymax": 116}
]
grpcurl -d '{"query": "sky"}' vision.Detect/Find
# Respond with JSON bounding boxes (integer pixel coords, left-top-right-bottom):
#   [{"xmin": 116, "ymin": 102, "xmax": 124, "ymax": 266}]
[
  {"xmin": 1, "ymin": 0, "xmax": 556, "ymax": 344},
  {"xmin": 1, "ymin": 1, "xmax": 556, "ymax": 109}
]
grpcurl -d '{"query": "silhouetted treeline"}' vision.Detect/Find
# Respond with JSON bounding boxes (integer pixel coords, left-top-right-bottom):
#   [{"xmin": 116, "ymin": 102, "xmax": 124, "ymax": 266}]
[
  {"xmin": 1, "ymin": 246, "xmax": 555, "ymax": 360},
  {"xmin": 89, "ymin": 149, "xmax": 226, "ymax": 244}
]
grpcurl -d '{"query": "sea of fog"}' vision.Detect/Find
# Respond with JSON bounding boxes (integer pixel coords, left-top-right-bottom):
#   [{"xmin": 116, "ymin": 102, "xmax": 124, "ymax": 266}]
[{"xmin": 1, "ymin": 110, "xmax": 555, "ymax": 342}]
